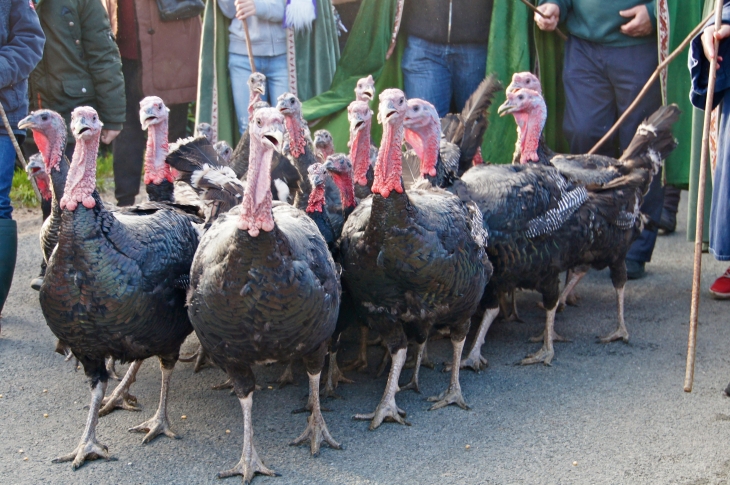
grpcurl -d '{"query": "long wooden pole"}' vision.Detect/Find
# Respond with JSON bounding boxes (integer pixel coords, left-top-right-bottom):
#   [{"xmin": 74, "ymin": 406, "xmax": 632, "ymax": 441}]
[
  {"xmin": 242, "ymin": 21, "xmax": 257, "ymax": 73},
  {"xmin": 0, "ymin": 101, "xmax": 41, "ymax": 201},
  {"xmin": 517, "ymin": 0, "xmax": 568, "ymax": 41},
  {"xmin": 588, "ymin": 12, "xmax": 715, "ymax": 155},
  {"xmin": 685, "ymin": 0, "xmax": 724, "ymax": 393}
]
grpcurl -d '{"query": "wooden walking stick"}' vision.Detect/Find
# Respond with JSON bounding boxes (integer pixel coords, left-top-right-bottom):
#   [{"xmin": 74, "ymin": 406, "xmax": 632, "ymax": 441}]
[
  {"xmin": 685, "ymin": 0, "xmax": 725, "ymax": 393},
  {"xmin": 242, "ymin": 21, "xmax": 257, "ymax": 73},
  {"xmin": 517, "ymin": 0, "xmax": 568, "ymax": 41},
  {"xmin": 589, "ymin": 11, "xmax": 715, "ymax": 155},
  {"xmin": 0, "ymin": 101, "xmax": 41, "ymax": 201}
]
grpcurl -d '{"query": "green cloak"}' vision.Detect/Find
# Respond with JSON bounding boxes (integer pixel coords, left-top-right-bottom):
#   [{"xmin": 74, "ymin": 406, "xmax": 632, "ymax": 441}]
[{"xmin": 195, "ymin": 0, "xmax": 340, "ymax": 146}]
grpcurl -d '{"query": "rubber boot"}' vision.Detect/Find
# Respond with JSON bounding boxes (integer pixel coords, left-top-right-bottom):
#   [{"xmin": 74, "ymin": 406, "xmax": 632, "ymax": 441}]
[{"xmin": 0, "ymin": 219, "xmax": 18, "ymax": 318}]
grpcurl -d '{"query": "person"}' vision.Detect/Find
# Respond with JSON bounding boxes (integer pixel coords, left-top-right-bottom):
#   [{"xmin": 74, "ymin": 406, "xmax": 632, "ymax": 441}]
[
  {"xmin": 26, "ymin": 0, "xmax": 125, "ymax": 290},
  {"xmin": 105, "ymin": 0, "xmax": 201, "ymax": 206},
  {"xmin": 0, "ymin": 0, "xmax": 45, "ymax": 319},
  {"xmin": 401, "ymin": 0, "xmax": 494, "ymax": 117},
  {"xmin": 536, "ymin": 0, "xmax": 664, "ymax": 280},
  {"xmin": 690, "ymin": 0, "xmax": 730, "ymax": 298},
  {"xmin": 29, "ymin": 0, "xmax": 125, "ymax": 157},
  {"xmin": 218, "ymin": 0, "xmax": 289, "ymax": 133}
]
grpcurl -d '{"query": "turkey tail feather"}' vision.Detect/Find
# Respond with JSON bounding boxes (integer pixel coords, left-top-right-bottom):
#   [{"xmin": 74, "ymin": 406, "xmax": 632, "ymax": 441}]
[{"xmin": 620, "ymin": 104, "xmax": 681, "ymax": 171}]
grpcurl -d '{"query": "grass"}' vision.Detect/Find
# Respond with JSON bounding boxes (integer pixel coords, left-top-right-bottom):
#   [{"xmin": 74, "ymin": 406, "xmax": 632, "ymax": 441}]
[{"xmin": 10, "ymin": 151, "xmax": 116, "ymax": 208}]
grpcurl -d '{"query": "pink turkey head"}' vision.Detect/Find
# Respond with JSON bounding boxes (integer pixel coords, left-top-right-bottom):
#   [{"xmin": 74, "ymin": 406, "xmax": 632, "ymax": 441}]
[
  {"xmin": 313, "ymin": 129, "xmax": 335, "ymax": 162},
  {"xmin": 372, "ymin": 89, "xmax": 407, "ymax": 198},
  {"xmin": 248, "ymin": 72, "xmax": 267, "ymax": 96},
  {"xmin": 506, "ymin": 72, "xmax": 542, "ymax": 95},
  {"xmin": 305, "ymin": 162, "xmax": 328, "ymax": 213},
  {"xmin": 139, "ymin": 96, "xmax": 169, "ymax": 130},
  {"xmin": 323, "ymin": 153, "xmax": 356, "ymax": 210},
  {"xmin": 62, "ymin": 106, "xmax": 102, "ymax": 210},
  {"xmin": 17, "ymin": 109, "xmax": 67, "ymax": 172},
  {"xmin": 498, "ymin": 88, "xmax": 547, "ymax": 164},
  {"xmin": 355, "ymin": 74, "xmax": 375, "ymax": 102},
  {"xmin": 347, "ymin": 100, "xmax": 373, "ymax": 186},
  {"xmin": 403, "ymin": 98, "xmax": 441, "ymax": 178}
]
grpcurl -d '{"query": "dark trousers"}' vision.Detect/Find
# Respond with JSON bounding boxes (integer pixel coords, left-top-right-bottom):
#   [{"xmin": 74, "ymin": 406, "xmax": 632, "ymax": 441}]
[
  {"xmin": 112, "ymin": 58, "xmax": 189, "ymax": 206},
  {"xmin": 563, "ymin": 36, "xmax": 664, "ymax": 263}
]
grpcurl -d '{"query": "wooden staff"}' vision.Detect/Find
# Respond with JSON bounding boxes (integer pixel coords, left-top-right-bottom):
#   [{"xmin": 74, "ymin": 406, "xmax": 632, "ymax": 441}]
[
  {"xmin": 589, "ymin": 11, "xmax": 715, "ymax": 155},
  {"xmin": 685, "ymin": 0, "xmax": 725, "ymax": 393},
  {"xmin": 0, "ymin": 101, "xmax": 41, "ymax": 201},
  {"xmin": 517, "ymin": 0, "xmax": 568, "ymax": 41},
  {"xmin": 242, "ymin": 21, "xmax": 257, "ymax": 73}
]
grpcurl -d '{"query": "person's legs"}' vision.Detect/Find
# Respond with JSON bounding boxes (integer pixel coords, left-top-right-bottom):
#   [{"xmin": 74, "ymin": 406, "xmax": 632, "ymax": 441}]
[
  {"xmin": 659, "ymin": 185, "xmax": 681, "ymax": 234},
  {"xmin": 607, "ymin": 42, "xmax": 663, "ymax": 271},
  {"xmin": 113, "ymin": 58, "xmax": 146, "ymax": 206},
  {"xmin": 168, "ymin": 103, "xmax": 189, "ymax": 143},
  {"xmin": 710, "ymin": 98, "xmax": 730, "ymax": 295},
  {"xmin": 402, "ymin": 36, "xmax": 452, "ymax": 117},
  {"xmin": 229, "ymin": 52, "xmax": 253, "ymax": 134},
  {"xmin": 0, "ymin": 134, "xmax": 17, "ymax": 317},
  {"xmin": 262, "ymin": 54, "xmax": 290, "ymax": 107},
  {"xmin": 561, "ymin": 37, "xmax": 618, "ymax": 156},
  {"xmin": 448, "ymin": 43, "xmax": 487, "ymax": 114}
]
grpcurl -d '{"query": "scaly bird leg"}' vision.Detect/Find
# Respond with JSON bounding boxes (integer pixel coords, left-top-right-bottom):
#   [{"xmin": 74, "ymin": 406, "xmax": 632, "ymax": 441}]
[
  {"xmin": 446, "ymin": 308, "xmax": 499, "ymax": 373},
  {"xmin": 353, "ymin": 348, "xmax": 410, "ymax": 430},
  {"xmin": 99, "ymin": 359, "xmax": 142, "ymax": 416},
  {"xmin": 405, "ymin": 340, "xmax": 435, "ymax": 370},
  {"xmin": 342, "ymin": 326, "xmax": 370, "ymax": 373},
  {"xmin": 128, "ymin": 363, "xmax": 180, "ymax": 444},
  {"xmin": 428, "ymin": 337, "xmax": 469, "ymax": 410},
  {"xmin": 272, "ymin": 361, "xmax": 295, "ymax": 388},
  {"xmin": 290, "ymin": 372, "xmax": 342, "ymax": 456},
  {"xmin": 599, "ymin": 286, "xmax": 629, "ymax": 343},
  {"xmin": 52, "ymin": 380, "xmax": 111, "ymax": 469},
  {"xmin": 217, "ymin": 392, "xmax": 278, "ymax": 483},
  {"xmin": 521, "ymin": 306, "xmax": 558, "ymax": 365},
  {"xmin": 106, "ymin": 357, "xmax": 121, "ymax": 381},
  {"xmin": 375, "ymin": 342, "xmax": 391, "ymax": 378},
  {"xmin": 401, "ymin": 341, "xmax": 427, "ymax": 393},
  {"xmin": 322, "ymin": 350, "xmax": 353, "ymax": 400},
  {"xmin": 178, "ymin": 345, "xmax": 211, "ymax": 373}
]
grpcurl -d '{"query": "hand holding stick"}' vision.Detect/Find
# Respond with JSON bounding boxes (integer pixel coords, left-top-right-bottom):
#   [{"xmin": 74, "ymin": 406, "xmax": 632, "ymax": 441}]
[{"xmin": 518, "ymin": 0, "xmax": 568, "ymax": 41}]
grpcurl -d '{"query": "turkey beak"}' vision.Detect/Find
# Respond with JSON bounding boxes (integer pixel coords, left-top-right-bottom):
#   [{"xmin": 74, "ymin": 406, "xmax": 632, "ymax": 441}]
[
  {"xmin": 263, "ymin": 129, "xmax": 284, "ymax": 152},
  {"xmin": 379, "ymin": 102, "xmax": 397, "ymax": 124},
  {"xmin": 322, "ymin": 159, "xmax": 335, "ymax": 172},
  {"xmin": 497, "ymin": 99, "xmax": 515, "ymax": 117},
  {"xmin": 253, "ymin": 84, "xmax": 265, "ymax": 95},
  {"xmin": 18, "ymin": 114, "xmax": 37, "ymax": 130},
  {"xmin": 363, "ymin": 89, "xmax": 374, "ymax": 100},
  {"xmin": 140, "ymin": 108, "xmax": 156, "ymax": 130},
  {"xmin": 349, "ymin": 116, "xmax": 365, "ymax": 133}
]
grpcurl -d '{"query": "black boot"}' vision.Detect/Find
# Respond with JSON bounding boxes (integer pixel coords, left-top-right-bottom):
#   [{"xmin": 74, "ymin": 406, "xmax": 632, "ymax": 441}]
[
  {"xmin": 658, "ymin": 186, "xmax": 681, "ymax": 234},
  {"xmin": 30, "ymin": 260, "xmax": 45, "ymax": 291},
  {"xmin": 0, "ymin": 219, "xmax": 18, "ymax": 320}
]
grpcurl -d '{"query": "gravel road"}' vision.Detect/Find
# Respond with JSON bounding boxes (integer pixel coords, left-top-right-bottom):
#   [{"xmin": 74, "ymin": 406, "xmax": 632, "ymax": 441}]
[{"xmin": 1, "ymin": 195, "xmax": 730, "ymax": 485}]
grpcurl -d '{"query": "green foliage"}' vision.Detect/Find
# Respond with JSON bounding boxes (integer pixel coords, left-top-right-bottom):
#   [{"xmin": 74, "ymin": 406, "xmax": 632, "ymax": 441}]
[{"xmin": 9, "ymin": 152, "xmax": 116, "ymax": 208}]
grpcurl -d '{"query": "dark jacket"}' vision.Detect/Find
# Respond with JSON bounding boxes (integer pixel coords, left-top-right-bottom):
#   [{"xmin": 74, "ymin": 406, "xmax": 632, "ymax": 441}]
[
  {"xmin": 689, "ymin": 0, "xmax": 730, "ymax": 111},
  {"xmin": 29, "ymin": 0, "xmax": 125, "ymax": 135},
  {"xmin": 404, "ymin": 0, "xmax": 494, "ymax": 45},
  {"xmin": 0, "ymin": 0, "xmax": 45, "ymax": 136}
]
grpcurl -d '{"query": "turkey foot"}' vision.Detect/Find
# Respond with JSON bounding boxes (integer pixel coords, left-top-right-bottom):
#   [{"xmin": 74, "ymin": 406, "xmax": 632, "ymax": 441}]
[
  {"xmin": 179, "ymin": 345, "xmax": 211, "ymax": 373},
  {"xmin": 401, "ymin": 341, "xmax": 428, "ymax": 393},
  {"xmin": 217, "ymin": 392, "xmax": 279, "ymax": 484},
  {"xmin": 521, "ymin": 307, "xmax": 557, "ymax": 366},
  {"xmin": 428, "ymin": 338, "xmax": 470, "ymax": 410},
  {"xmin": 445, "ymin": 308, "xmax": 498, "ymax": 373},
  {"xmin": 322, "ymin": 350, "xmax": 353, "ymax": 400},
  {"xmin": 291, "ymin": 372, "xmax": 342, "ymax": 456},
  {"xmin": 53, "ymin": 380, "xmax": 112, "ymax": 470},
  {"xmin": 271, "ymin": 361, "xmax": 295, "ymax": 388},
  {"xmin": 128, "ymin": 365, "xmax": 179, "ymax": 444},
  {"xmin": 99, "ymin": 359, "xmax": 142, "ymax": 416},
  {"xmin": 500, "ymin": 291, "xmax": 523, "ymax": 322},
  {"xmin": 353, "ymin": 348, "xmax": 410, "ymax": 429},
  {"xmin": 598, "ymin": 286, "xmax": 629, "ymax": 343},
  {"xmin": 106, "ymin": 357, "xmax": 121, "ymax": 381},
  {"xmin": 528, "ymin": 329, "xmax": 570, "ymax": 343},
  {"xmin": 342, "ymin": 326, "xmax": 370, "ymax": 373},
  {"xmin": 405, "ymin": 341, "xmax": 435, "ymax": 370}
]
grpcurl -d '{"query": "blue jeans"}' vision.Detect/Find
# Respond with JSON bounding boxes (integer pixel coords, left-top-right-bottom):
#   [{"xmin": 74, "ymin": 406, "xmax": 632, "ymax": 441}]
[
  {"xmin": 402, "ymin": 35, "xmax": 487, "ymax": 117},
  {"xmin": 0, "ymin": 135, "xmax": 16, "ymax": 220},
  {"xmin": 562, "ymin": 36, "xmax": 663, "ymax": 263},
  {"xmin": 229, "ymin": 52, "xmax": 289, "ymax": 134},
  {"xmin": 710, "ymin": 97, "xmax": 730, "ymax": 261}
]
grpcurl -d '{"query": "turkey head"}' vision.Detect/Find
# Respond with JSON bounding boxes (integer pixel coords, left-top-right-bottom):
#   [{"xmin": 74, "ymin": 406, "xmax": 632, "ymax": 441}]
[
  {"xmin": 372, "ymin": 88, "xmax": 407, "ymax": 198},
  {"xmin": 323, "ymin": 153, "xmax": 356, "ymax": 211},
  {"xmin": 313, "ymin": 129, "xmax": 334, "ymax": 162},
  {"xmin": 18, "ymin": 109, "xmax": 67, "ymax": 173},
  {"xmin": 498, "ymin": 88, "xmax": 547, "ymax": 164},
  {"xmin": 61, "ymin": 106, "xmax": 102, "ymax": 211},
  {"xmin": 347, "ymin": 100, "xmax": 373, "ymax": 186},
  {"xmin": 507, "ymin": 71, "xmax": 542, "ymax": 94},
  {"xmin": 237, "ymin": 107, "xmax": 285, "ymax": 235},
  {"xmin": 139, "ymin": 96, "xmax": 173, "ymax": 185},
  {"xmin": 403, "ymin": 98, "xmax": 441, "ymax": 178},
  {"xmin": 355, "ymin": 74, "xmax": 375, "ymax": 103},
  {"xmin": 276, "ymin": 92, "xmax": 309, "ymax": 159}
]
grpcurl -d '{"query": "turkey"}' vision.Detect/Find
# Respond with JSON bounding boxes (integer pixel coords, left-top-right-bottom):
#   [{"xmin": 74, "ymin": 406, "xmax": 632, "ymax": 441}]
[
  {"xmin": 314, "ymin": 129, "xmax": 335, "ymax": 162},
  {"xmin": 346, "ymin": 100, "xmax": 377, "ymax": 200},
  {"xmin": 38, "ymin": 106, "xmax": 200, "ymax": 469},
  {"xmin": 354, "ymin": 74, "xmax": 375, "ymax": 103},
  {"xmin": 311, "ymin": 128, "xmax": 345, "ymax": 230},
  {"xmin": 404, "ymin": 95, "xmax": 679, "ymax": 366},
  {"xmin": 26, "ymin": 153, "xmax": 53, "ymax": 290},
  {"xmin": 214, "ymin": 140, "xmax": 233, "ymax": 165},
  {"xmin": 196, "ymin": 122, "xmax": 216, "ymax": 143},
  {"xmin": 339, "ymin": 89, "xmax": 490, "ymax": 429},
  {"xmin": 186, "ymin": 107, "xmax": 341, "ymax": 482}
]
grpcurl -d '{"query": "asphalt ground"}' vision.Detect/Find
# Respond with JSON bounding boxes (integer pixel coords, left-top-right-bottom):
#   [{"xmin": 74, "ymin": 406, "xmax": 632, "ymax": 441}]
[{"xmin": 2, "ymin": 194, "xmax": 730, "ymax": 485}]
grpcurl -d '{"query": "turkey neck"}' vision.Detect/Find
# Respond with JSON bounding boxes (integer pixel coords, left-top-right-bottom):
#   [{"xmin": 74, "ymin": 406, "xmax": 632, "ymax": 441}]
[
  {"xmin": 330, "ymin": 171, "xmax": 357, "ymax": 219},
  {"xmin": 306, "ymin": 183, "xmax": 327, "ymax": 214},
  {"xmin": 285, "ymin": 113, "xmax": 315, "ymax": 211},
  {"xmin": 514, "ymin": 104, "xmax": 546, "ymax": 164},
  {"xmin": 144, "ymin": 119, "xmax": 173, "ymax": 186},
  {"xmin": 404, "ymin": 116, "xmax": 445, "ymax": 187},
  {"xmin": 238, "ymin": 130, "xmax": 275, "ymax": 235},
  {"xmin": 371, "ymin": 119, "xmax": 405, "ymax": 198},
  {"xmin": 247, "ymin": 91, "xmax": 262, "ymax": 122},
  {"xmin": 33, "ymin": 128, "xmax": 68, "ymax": 200},
  {"xmin": 61, "ymin": 132, "xmax": 100, "ymax": 211},
  {"xmin": 350, "ymin": 119, "xmax": 373, "ymax": 188}
]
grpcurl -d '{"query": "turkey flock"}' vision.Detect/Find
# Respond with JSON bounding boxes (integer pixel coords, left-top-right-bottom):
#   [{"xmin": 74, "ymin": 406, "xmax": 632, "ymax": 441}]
[{"xmin": 19, "ymin": 69, "xmax": 680, "ymax": 482}]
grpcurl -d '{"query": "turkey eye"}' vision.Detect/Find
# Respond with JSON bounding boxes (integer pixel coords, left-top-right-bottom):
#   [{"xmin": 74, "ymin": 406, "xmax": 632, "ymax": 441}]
[
  {"xmin": 414, "ymin": 106, "xmax": 419, "ymax": 111},
  {"xmin": 399, "ymin": 98, "xmax": 403, "ymax": 105},
  {"xmin": 518, "ymin": 95, "xmax": 523, "ymax": 100},
  {"xmin": 93, "ymin": 115, "xmax": 97, "ymax": 121},
  {"xmin": 41, "ymin": 115, "xmax": 48, "ymax": 121},
  {"xmin": 256, "ymin": 119, "xmax": 262, "ymax": 127}
]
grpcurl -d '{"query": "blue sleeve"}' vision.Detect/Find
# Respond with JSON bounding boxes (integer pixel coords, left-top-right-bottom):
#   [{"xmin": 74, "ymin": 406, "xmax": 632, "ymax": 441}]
[
  {"xmin": 689, "ymin": 2, "xmax": 730, "ymax": 110},
  {"xmin": 219, "ymin": 0, "xmax": 236, "ymax": 20},
  {"xmin": 0, "ymin": 0, "xmax": 45, "ymax": 90}
]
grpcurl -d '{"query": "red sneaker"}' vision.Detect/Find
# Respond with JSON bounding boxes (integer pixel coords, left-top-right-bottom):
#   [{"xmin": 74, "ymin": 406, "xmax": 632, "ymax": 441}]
[{"xmin": 710, "ymin": 267, "xmax": 730, "ymax": 299}]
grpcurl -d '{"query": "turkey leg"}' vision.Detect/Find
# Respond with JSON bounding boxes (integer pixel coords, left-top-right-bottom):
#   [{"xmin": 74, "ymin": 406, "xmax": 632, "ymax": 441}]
[
  {"xmin": 217, "ymin": 392, "xmax": 278, "ymax": 483},
  {"xmin": 400, "ymin": 340, "xmax": 427, "ymax": 393},
  {"xmin": 428, "ymin": 337, "xmax": 470, "ymax": 410},
  {"xmin": 521, "ymin": 306, "xmax": 558, "ymax": 365},
  {"xmin": 99, "ymin": 359, "xmax": 142, "ymax": 416},
  {"xmin": 128, "ymin": 361, "xmax": 180, "ymax": 443},
  {"xmin": 52, "ymin": 379, "xmax": 111, "ymax": 469},
  {"xmin": 290, "ymin": 371, "xmax": 342, "ymax": 456},
  {"xmin": 272, "ymin": 361, "xmax": 295, "ymax": 388},
  {"xmin": 599, "ymin": 286, "xmax": 629, "ymax": 343},
  {"xmin": 342, "ymin": 326, "xmax": 370, "ymax": 373},
  {"xmin": 353, "ymin": 347, "xmax": 410, "ymax": 430},
  {"xmin": 322, "ymin": 350, "xmax": 354, "ymax": 400},
  {"xmin": 447, "ymin": 307, "xmax": 498, "ymax": 372}
]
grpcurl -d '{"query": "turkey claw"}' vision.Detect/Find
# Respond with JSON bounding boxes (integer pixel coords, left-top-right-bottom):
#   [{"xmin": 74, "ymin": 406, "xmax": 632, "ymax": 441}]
[
  {"xmin": 128, "ymin": 412, "xmax": 180, "ymax": 444},
  {"xmin": 52, "ymin": 438, "xmax": 112, "ymax": 470},
  {"xmin": 520, "ymin": 346, "xmax": 554, "ymax": 366},
  {"xmin": 598, "ymin": 328, "xmax": 629, "ymax": 343},
  {"xmin": 289, "ymin": 410, "xmax": 342, "ymax": 456},
  {"xmin": 99, "ymin": 390, "xmax": 140, "ymax": 417},
  {"xmin": 427, "ymin": 386, "xmax": 470, "ymax": 411},
  {"xmin": 353, "ymin": 402, "xmax": 409, "ymax": 430}
]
